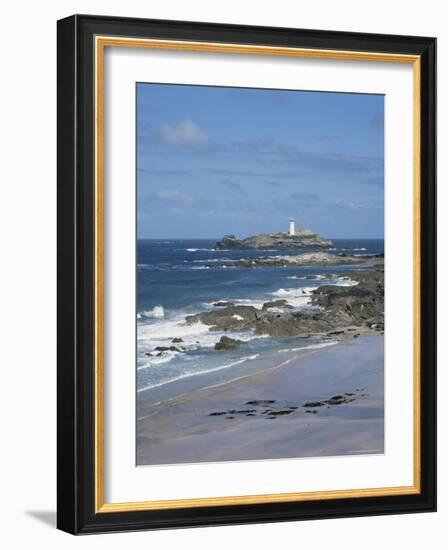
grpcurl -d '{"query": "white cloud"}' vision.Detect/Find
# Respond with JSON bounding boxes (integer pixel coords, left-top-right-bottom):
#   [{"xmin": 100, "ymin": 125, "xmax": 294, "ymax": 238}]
[
  {"xmin": 335, "ymin": 200, "xmax": 370, "ymax": 210},
  {"xmin": 155, "ymin": 190, "xmax": 193, "ymax": 206},
  {"xmin": 159, "ymin": 119, "xmax": 209, "ymax": 147}
]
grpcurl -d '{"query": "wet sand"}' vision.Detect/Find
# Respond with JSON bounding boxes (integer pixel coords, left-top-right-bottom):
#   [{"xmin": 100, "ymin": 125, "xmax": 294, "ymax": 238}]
[{"xmin": 137, "ymin": 334, "xmax": 384, "ymax": 466}]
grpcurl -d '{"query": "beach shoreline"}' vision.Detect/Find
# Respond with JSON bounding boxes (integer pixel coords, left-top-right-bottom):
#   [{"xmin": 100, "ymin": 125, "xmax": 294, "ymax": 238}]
[{"xmin": 137, "ymin": 333, "xmax": 384, "ymax": 466}]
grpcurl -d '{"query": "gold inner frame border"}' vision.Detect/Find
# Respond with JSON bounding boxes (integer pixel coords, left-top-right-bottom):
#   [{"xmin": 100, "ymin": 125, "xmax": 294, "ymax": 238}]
[{"xmin": 94, "ymin": 36, "xmax": 421, "ymax": 514}]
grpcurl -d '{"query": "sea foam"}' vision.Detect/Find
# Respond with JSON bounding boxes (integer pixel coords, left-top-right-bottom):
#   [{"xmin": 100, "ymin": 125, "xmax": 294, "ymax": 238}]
[
  {"xmin": 185, "ymin": 248, "xmax": 217, "ymax": 252},
  {"xmin": 138, "ymin": 305, "xmax": 165, "ymax": 319},
  {"xmin": 270, "ymin": 286, "xmax": 318, "ymax": 308},
  {"xmin": 278, "ymin": 340, "xmax": 339, "ymax": 353},
  {"xmin": 137, "ymin": 313, "xmax": 261, "ymax": 370},
  {"xmin": 137, "ymin": 354, "xmax": 260, "ymax": 392}
]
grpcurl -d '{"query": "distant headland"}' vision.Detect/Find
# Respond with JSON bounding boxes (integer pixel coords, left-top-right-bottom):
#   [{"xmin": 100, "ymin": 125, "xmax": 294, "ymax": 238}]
[{"xmin": 216, "ymin": 218, "xmax": 333, "ymax": 250}]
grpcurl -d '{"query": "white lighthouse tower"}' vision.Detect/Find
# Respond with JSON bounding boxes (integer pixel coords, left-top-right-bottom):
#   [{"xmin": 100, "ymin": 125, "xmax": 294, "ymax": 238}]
[{"xmin": 289, "ymin": 218, "xmax": 295, "ymax": 236}]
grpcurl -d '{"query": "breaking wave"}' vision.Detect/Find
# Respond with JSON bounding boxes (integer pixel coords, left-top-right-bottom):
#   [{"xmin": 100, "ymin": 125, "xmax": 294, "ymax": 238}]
[{"xmin": 137, "ymin": 305, "xmax": 165, "ymax": 319}]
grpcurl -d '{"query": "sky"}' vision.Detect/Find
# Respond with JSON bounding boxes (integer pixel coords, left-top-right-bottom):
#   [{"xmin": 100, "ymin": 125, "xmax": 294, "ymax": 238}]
[{"xmin": 137, "ymin": 83, "xmax": 384, "ymax": 239}]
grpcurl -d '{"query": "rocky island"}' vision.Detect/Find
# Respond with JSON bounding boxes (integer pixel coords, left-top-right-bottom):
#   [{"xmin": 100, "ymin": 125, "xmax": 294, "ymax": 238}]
[{"xmin": 216, "ymin": 221, "xmax": 332, "ymax": 250}]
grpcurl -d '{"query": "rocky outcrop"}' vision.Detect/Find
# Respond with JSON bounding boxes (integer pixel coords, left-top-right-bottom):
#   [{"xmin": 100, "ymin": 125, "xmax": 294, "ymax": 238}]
[
  {"xmin": 216, "ymin": 230, "xmax": 332, "ymax": 250},
  {"xmin": 214, "ymin": 336, "xmax": 246, "ymax": 350},
  {"xmin": 209, "ymin": 252, "xmax": 383, "ymax": 269},
  {"xmin": 186, "ymin": 267, "xmax": 384, "ymax": 339},
  {"xmin": 310, "ymin": 270, "xmax": 384, "ymax": 330},
  {"xmin": 262, "ymin": 299, "xmax": 293, "ymax": 310},
  {"xmin": 186, "ymin": 305, "xmax": 259, "ymax": 332}
]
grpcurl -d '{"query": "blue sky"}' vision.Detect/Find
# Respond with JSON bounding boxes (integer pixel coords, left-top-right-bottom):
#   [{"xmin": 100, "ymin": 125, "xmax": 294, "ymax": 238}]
[{"xmin": 137, "ymin": 83, "xmax": 384, "ymax": 239}]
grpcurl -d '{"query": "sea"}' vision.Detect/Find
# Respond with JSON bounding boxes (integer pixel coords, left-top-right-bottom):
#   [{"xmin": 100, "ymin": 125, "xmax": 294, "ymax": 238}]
[{"xmin": 136, "ymin": 238, "xmax": 384, "ymax": 413}]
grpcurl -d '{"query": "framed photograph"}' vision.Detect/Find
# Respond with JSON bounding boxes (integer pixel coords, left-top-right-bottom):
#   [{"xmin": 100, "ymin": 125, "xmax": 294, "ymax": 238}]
[{"xmin": 57, "ymin": 14, "xmax": 436, "ymax": 534}]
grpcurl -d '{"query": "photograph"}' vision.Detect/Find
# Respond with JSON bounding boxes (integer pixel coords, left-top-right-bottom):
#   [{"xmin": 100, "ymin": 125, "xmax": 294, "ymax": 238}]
[{"xmin": 136, "ymin": 83, "xmax": 385, "ymax": 466}]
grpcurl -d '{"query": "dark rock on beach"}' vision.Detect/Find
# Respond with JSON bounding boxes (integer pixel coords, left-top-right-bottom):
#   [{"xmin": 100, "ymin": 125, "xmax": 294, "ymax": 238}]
[
  {"xmin": 328, "ymin": 394, "xmax": 357, "ymax": 405},
  {"xmin": 146, "ymin": 346, "xmax": 184, "ymax": 356},
  {"xmin": 214, "ymin": 336, "xmax": 247, "ymax": 350},
  {"xmin": 302, "ymin": 393, "xmax": 359, "ymax": 409},
  {"xmin": 325, "ymin": 395, "xmax": 347, "ymax": 405},
  {"xmin": 205, "ymin": 389, "xmax": 366, "ymax": 424},
  {"xmin": 267, "ymin": 410, "xmax": 294, "ymax": 416}
]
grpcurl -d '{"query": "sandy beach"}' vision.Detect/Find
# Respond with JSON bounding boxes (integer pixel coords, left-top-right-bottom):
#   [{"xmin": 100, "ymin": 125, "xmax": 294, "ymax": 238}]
[{"xmin": 137, "ymin": 333, "xmax": 384, "ymax": 466}]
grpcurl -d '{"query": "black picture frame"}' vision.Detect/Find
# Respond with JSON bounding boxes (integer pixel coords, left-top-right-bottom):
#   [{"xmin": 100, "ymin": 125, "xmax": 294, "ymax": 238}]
[{"xmin": 57, "ymin": 14, "xmax": 436, "ymax": 534}]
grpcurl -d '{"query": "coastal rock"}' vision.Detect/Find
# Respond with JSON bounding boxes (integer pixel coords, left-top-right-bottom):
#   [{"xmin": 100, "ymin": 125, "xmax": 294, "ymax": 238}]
[
  {"xmin": 154, "ymin": 345, "xmax": 183, "ymax": 353},
  {"xmin": 262, "ymin": 299, "xmax": 293, "ymax": 310},
  {"xmin": 302, "ymin": 392, "xmax": 360, "ymax": 409},
  {"xmin": 267, "ymin": 410, "xmax": 294, "ymax": 416},
  {"xmin": 214, "ymin": 336, "xmax": 246, "ymax": 350},
  {"xmin": 210, "ymin": 252, "xmax": 382, "ymax": 269},
  {"xmin": 186, "ymin": 305, "xmax": 259, "ymax": 331},
  {"xmin": 325, "ymin": 395, "xmax": 354, "ymax": 405},
  {"xmin": 216, "ymin": 230, "xmax": 332, "ymax": 250},
  {"xmin": 184, "ymin": 262, "xmax": 383, "ymax": 340},
  {"xmin": 310, "ymin": 271, "xmax": 384, "ymax": 330},
  {"xmin": 254, "ymin": 313, "xmax": 315, "ymax": 337}
]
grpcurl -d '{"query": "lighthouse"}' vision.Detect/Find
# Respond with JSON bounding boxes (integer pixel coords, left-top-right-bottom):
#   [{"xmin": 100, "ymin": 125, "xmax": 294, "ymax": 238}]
[{"xmin": 289, "ymin": 218, "xmax": 295, "ymax": 236}]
